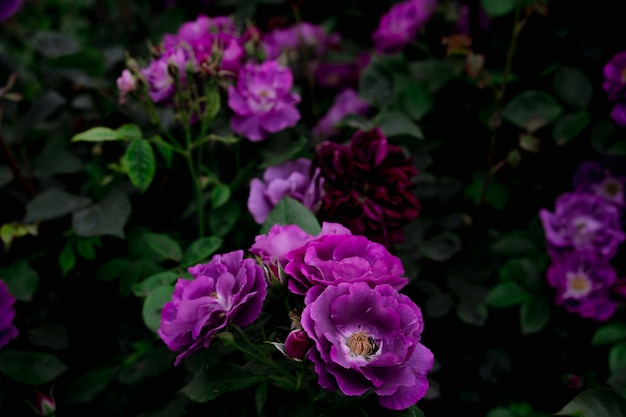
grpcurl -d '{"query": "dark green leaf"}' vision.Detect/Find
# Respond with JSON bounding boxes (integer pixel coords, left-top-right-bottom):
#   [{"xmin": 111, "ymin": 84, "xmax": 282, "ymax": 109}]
[
  {"xmin": 553, "ymin": 112, "xmax": 591, "ymax": 146},
  {"xmin": 420, "ymin": 232, "xmax": 461, "ymax": 261},
  {"xmin": 610, "ymin": 343, "xmax": 626, "ymax": 374},
  {"xmin": 72, "ymin": 189, "xmax": 131, "ymax": 238},
  {"xmin": 132, "ymin": 271, "xmax": 181, "ymax": 297},
  {"xmin": 456, "ymin": 301, "xmax": 488, "ymax": 326},
  {"xmin": 151, "ymin": 135, "xmax": 173, "ymax": 167},
  {"xmin": 260, "ymin": 197, "xmax": 321, "ymax": 236},
  {"xmin": 122, "ymin": 139, "xmax": 156, "ymax": 193},
  {"xmin": 142, "ymin": 285, "xmax": 175, "ymax": 333},
  {"xmin": 396, "ymin": 81, "xmax": 433, "ymax": 120},
  {"xmin": 425, "ymin": 293, "xmax": 454, "ymax": 318},
  {"xmin": 359, "ymin": 56, "xmax": 394, "ymax": 109},
  {"xmin": 0, "ymin": 165, "xmax": 12, "ymax": 187},
  {"xmin": 553, "ymin": 66, "xmax": 593, "ymax": 109},
  {"xmin": 485, "ymin": 407, "xmax": 516, "ymax": 417},
  {"xmin": 592, "ymin": 323, "xmax": 626, "ymax": 346},
  {"xmin": 181, "ymin": 236, "xmax": 223, "ymax": 267},
  {"xmin": 65, "ymin": 366, "xmax": 118, "ymax": 404},
  {"xmin": 27, "ymin": 323, "xmax": 68, "ymax": 350},
  {"xmin": 373, "ymin": 111, "xmax": 424, "ymax": 139},
  {"xmin": 17, "ymin": 90, "xmax": 66, "ymax": 136},
  {"xmin": 480, "ymin": 0, "xmax": 515, "ymax": 17},
  {"xmin": 520, "ymin": 296, "xmax": 550, "ymax": 334},
  {"xmin": 485, "ymin": 281, "xmax": 528, "ymax": 308},
  {"xmin": 0, "ymin": 350, "xmax": 67, "ymax": 385},
  {"xmin": 409, "ymin": 59, "xmax": 462, "ymax": 92},
  {"xmin": 555, "ymin": 387, "xmax": 626, "ymax": 417},
  {"xmin": 24, "ymin": 188, "xmax": 91, "ymax": 222},
  {"xmin": 255, "ymin": 381, "xmax": 267, "ymax": 416},
  {"xmin": 490, "ymin": 234, "xmax": 537, "ymax": 255},
  {"xmin": 75, "ymin": 237, "xmax": 97, "ymax": 260},
  {"xmin": 209, "ymin": 200, "xmax": 241, "ymax": 237},
  {"xmin": 96, "ymin": 258, "xmax": 133, "ymax": 282},
  {"xmin": 33, "ymin": 146, "xmax": 83, "ymax": 176},
  {"xmin": 180, "ymin": 363, "xmax": 266, "ymax": 403},
  {"xmin": 0, "ymin": 259, "xmax": 39, "ymax": 302},
  {"xmin": 464, "ymin": 173, "xmax": 512, "ymax": 210},
  {"xmin": 211, "ymin": 184, "xmax": 231, "ymax": 209},
  {"xmin": 59, "ymin": 241, "xmax": 76, "ymax": 275},
  {"xmin": 143, "ymin": 233, "xmax": 183, "ymax": 262},
  {"xmin": 502, "ymin": 90, "xmax": 563, "ymax": 131}
]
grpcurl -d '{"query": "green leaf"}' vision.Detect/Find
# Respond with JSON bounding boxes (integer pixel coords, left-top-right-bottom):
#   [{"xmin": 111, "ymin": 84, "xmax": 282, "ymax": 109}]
[
  {"xmin": 555, "ymin": 387, "xmax": 626, "ymax": 417},
  {"xmin": 373, "ymin": 111, "xmax": 424, "ymax": 139},
  {"xmin": 24, "ymin": 188, "xmax": 92, "ymax": 222},
  {"xmin": 464, "ymin": 173, "xmax": 512, "ymax": 210},
  {"xmin": 116, "ymin": 124, "xmax": 143, "ymax": 140},
  {"xmin": 122, "ymin": 139, "xmax": 156, "ymax": 192},
  {"xmin": 592, "ymin": 323, "xmax": 626, "ymax": 346},
  {"xmin": 75, "ymin": 237, "xmax": 99, "ymax": 260},
  {"xmin": 65, "ymin": 365, "xmax": 118, "ymax": 404},
  {"xmin": 456, "ymin": 301, "xmax": 488, "ymax": 326},
  {"xmin": 359, "ymin": 56, "xmax": 394, "ymax": 109},
  {"xmin": 490, "ymin": 234, "xmax": 537, "ymax": 255},
  {"xmin": 142, "ymin": 285, "xmax": 175, "ymax": 333},
  {"xmin": 209, "ymin": 200, "xmax": 241, "ymax": 237},
  {"xmin": 71, "ymin": 126, "xmax": 127, "ymax": 142},
  {"xmin": 0, "ymin": 259, "xmax": 39, "ymax": 302},
  {"xmin": 32, "ymin": 30, "xmax": 80, "ymax": 58},
  {"xmin": 181, "ymin": 363, "xmax": 266, "ymax": 403},
  {"xmin": 143, "ymin": 233, "xmax": 183, "ymax": 262},
  {"xmin": 59, "ymin": 241, "xmax": 76, "ymax": 275},
  {"xmin": 181, "ymin": 236, "xmax": 223, "ymax": 268},
  {"xmin": 260, "ymin": 197, "xmax": 321, "ymax": 236},
  {"xmin": 72, "ymin": 189, "xmax": 131, "ymax": 238},
  {"xmin": 132, "ymin": 271, "xmax": 181, "ymax": 297},
  {"xmin": 395, "ymin": 80, "xmax": 433, "ymax": 121},
  {"xmin": 17, "ymin": 90, "xmax": 66, "ymax": 136},
  {"xmin": 485, "ymin": 281, "xmax": 528, "ymax": 308},
  {"xmin": 0, "ymin": 350, "xmax": 67, "ymax": 384},
  {"xmin": 255, "ymin": 381, "xmax": 267, "ymax": 416},
  {"xmin": 96, "ymin": 258, "xmax": 133, "ymax": 282},
  {"xmin": 610, "ymin": 343, "xmax": 626, "ymax": 374},
  {"xmin": 151, "ymin": 135, "xmax": 173, "ymax": 168},
  {"xmin": 420, "ymin": 231, "xmax": 461, "ymax": 261},
  {"xmin": 480, "ymin": 0, "xmax": 515, "ymax": 17},
  {"xmin": 553, "ymin": 112, "xmax": 591, "ymax": 146},
  {"xmin": 553, "ymin": 66, "xmax": 593, "ymax": 109},
  {"xmin": 211, "ymin": 184, "xmax": 231, "ymax": 209},
  {"xmin": 33, "ymin": 145, "xmax": 83, "ymax": 176},
  {"xmin": 27, "ymin": 323, "xmax": 69, "ymax": 350},
  {"xmin": 520, "ymin": 296, "xmax": 550, "ymax": 334},
  {"xmin": 502, "ymin": 90, "xmax": 563, "ymax": 131}
]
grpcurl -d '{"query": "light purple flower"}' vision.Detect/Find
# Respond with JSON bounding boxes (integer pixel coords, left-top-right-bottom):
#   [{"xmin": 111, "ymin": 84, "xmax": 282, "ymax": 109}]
[
  {"xmin": 603, "ymin": 50, "xmax": 626, "ymax": 101},
  {"xmin": 372, "ymin": 0, "xmax": 438, "ymax": 55},
  {"xmin": 227, "ymin": 60, "xmax": 301, "ymax": 141},
  {"xmin": 158, "ymin": 250, "xmax": 267, "ymax": 365},
  {"xmin": 249, "ymin": 222, "xmax": 351, "ymax": 284},
  {"xmin": 547, "ymin": 251, "xmax": 619, "ymax": 321},
  {"xmin": 572, "ymin": 160, "xmax": 626, "ymax": 206},
  {"xmin": 312, "ymin": 88, "xmax": 370, "ymax": 139},
  {"xmin": 140, "ymin": 47, "xmax": 192, "ymax": 103},
  {"xmin": 284, "ymin": 233, "xmax": 408, "ymax": 299},
  {"xmin": 248, "ymin": 158, "xmax": 324, "ymax": 224},
  {"xmin": 0, "ymin": 279, "xmax": 18, "ymax": 349},
  {"xmin": 262, "ymin": 22, "xmax": 339, "ymax": 60},
  {"xmin": 539, "ymin": 191, "xmax": 625, "ymax": 259},
  {"xmin": 0, "ymin": 0, "xmax": 21, "ymax": 21},
  {"xmin": 301, "ymin": 282, "xmax": 434, "ymax": 410}
]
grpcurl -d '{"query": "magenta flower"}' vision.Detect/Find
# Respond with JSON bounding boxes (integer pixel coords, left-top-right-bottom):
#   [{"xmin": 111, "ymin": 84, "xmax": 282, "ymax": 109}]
[
  {"xmin": 247, "ymin": 158, "xmax": 324, "ymax": 224},
  {"xmin": 284, "ymin": 233, "xmax": 408, "ymax": 299},
  {"xmin": 0, "ymin": 0, "xmax": 21, "ymax": 21},
  {"xmin": 301, "ymin": 282, "xmax": 434, "ymax": 410},
  {"xmin": 547, "ymin": 251, "xmax": 619, "ymax": 321},
  {"xmin": 610, "ymin": 102, "xmax": 626, "ymax": 127},
  {"xmin": 158, "ymin": 250, "xmax": 267, "ymax": 365},
  {"xmin": 284, "ymin": 329, "xmax": 313, "ymax": 360},
  {"xmin": 572, "ymin": 160, "xmax": 626, "ymax": 206},
  {"xmin": 0, "ymin": 279, "xmax": 18, "ymax": 349},
  {"xmin": 140, "ymin": 47, "xmax": 191, "ymax": 103},
  {"xmin": 227, "ymin": 60, "xmax": 301, "ymax": 141},
  {"xmin": 602, "ymin": 50, "xmax": 626, "ymax": 101},
  {"xmin": 313, "ymin": 128, "xmax": 421, "ymax": 246},
  {"xmin": 539, "ymin": 191, "xmax": 625, "ymax": 259},
  {"xmin": 372, "ymin": 0, "xmax": 438, "ymax": 54},
  {"xmin": 312, "ymin": 88, "xmax": 370, "ymax": 139},
  {"xmin": 262, "ymin": 22, "xmax": 339, "ymax": 60}
]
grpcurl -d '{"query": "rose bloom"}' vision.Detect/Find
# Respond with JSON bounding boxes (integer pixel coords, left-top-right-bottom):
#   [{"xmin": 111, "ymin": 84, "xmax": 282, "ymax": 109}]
[
  {"xmin": 572, "ymin": 160, "xmax": 626, "ymax": 206},
  {"xmin": 312, "ymin": 88, "xmax": 370, "ymax": 139},
  {"xmin": 140, "ymin": 47, "xmax": 191, "ymax": 103},
  {"xmin": 301, "ymin": 282, "xmax": 434, "ymax": 410},
  {"xmin": 284, "ymin": 232, "xmax": 408, "ymax": 299},
  {"xmin": 284, "ymin": 329, "xmax": 313, "ymax": 360},
  {"xmin": 602, "ymin": 50, "xmax": 626, "ymax": 101},
  {"xmin": 0, "ymin": 279, "xmax": 18, "ymax": 349},
  {"xmin": 313, "ymin": 128, "xmax": 421, "ymax": 246},
  {"xmin": 0, "ymin": 0, "xmax": 21, "ymax": 21},
  {"xmin": 372, "ymin": 0, "xmax": 438, "ymax": 54},
  {"xmin": 262, "ymin": 22, "xmax": 340, "ymax": 61},
  {"xmin": 610, "ymin": 102, "xmax": 626, "ymax": 127},
  {"xmin": 158, "ymin": 250, "xmax": 267, "ymax": 365},
  {"xmin": 539, "ymin": 191, "xmax": 625, "ymax": 259},
  {"xmin": 247, "ymin": 158, "xmax": 324, "ymax": 225},
  {"xmin": 249, "ymin": 222, "xmax": 351, "ymax": 284},
  {"xmin": 227, "ymin": 60, "xmax": 301, "ymax": 141},
  {"xmin": 547, "ymin": 251, "xmax": 620, "ymax": 321}
]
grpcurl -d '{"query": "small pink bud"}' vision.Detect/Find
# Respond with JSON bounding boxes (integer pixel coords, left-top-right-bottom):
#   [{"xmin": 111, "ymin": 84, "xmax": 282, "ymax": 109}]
[
  {"xmin": 116, "ymin": 69, "xmax": 136, "ymax": 94},
  {"xmin": 33, "ymin": 390, "xmax": 56, "ymax": 416},
  {"xmin": 284, "ymin": 329, "xmax": 312, "ymax": 360}
]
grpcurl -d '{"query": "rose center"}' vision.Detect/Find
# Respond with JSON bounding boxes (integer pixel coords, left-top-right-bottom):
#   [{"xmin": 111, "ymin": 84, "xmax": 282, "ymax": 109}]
[
  {"xmin": 347, "ymin": 331, "xmax": 378, "ymax": 356},
  {"xmin": 602, "ymin": 179, "xmax": 621, "ymax": 197},
  {"xmin": 564, "ymin": 271, "xmax": 593, "ymax": 299}
]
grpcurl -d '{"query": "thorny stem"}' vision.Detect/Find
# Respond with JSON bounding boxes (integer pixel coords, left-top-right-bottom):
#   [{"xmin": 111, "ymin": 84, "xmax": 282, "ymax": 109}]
[{"xmin": 478, "ymin": 0, "xmax": 530, "ymax": 207}]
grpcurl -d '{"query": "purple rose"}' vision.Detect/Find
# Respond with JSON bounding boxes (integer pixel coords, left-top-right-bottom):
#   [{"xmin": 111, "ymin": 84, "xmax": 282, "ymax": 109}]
[
  {"xmin": 312, "ymin": 88, "xmax": 370, "ymax": 139},
  {"xmin": 284, "ymin": 329, "xmax": 313, "ymax": 360},
  {"xmin": 158, "ymin": 250, "xmax": 267, "ymax": 365},
  {"xmin": 547, "ymin": 251, "xmax": 619, "ymax": 321},
  {"xmin": 247, "ymin": 158, "xmax": 324, "ymax": 224},
  {"xmin": 262, "ymin": 22, "xmax": 339, "ymax": 60},
  {"xmin": 140, "ymin": 47, "xmax": 191, "ymax": 103},
  {"xmin": 0, "ymin": 279, "xmax": 18, "ymax": 349},
  {"xmin": 301, "ymin": 282, "xmax": 434, "ymax": 410},
  {"xmin": 0, "ymin": 0, "xmax": 21, "ymax": 21},
  {"xmin": 284, "ymin": 233, "xmax": 408, "ymax": 298},
  {"xmin": 249, "ymin": 222, "xmax": 352, "ymax": 284},
  {"xmin": 610, "ymin": 103, "xmax": 626, "ymax": 127},
  {"xmin": 227, "ymin": 60, "xmax": 301, "ymax": 141},
  {"xmin": 372, "ymin": 0, "xmax": 437, "ymax": 55},
  {"xmin": 603, "ymin": 50, "xmax": 626, "ymax": 101},
  {"xmin": 572, "ymin": 160, "xmax": 626, "ymax": 206},
  {"xmin": 539, "ymin": 191, "xmax": 625, "ymax": 259}
]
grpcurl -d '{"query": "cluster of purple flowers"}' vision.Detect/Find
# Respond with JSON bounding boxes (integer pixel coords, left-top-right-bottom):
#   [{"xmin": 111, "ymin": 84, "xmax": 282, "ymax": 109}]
[
  {"xmin": 540, "ymin": 160, "xmax": 626, "ymax": 320},
  {"xmin": 603, "ymin": 50, "xmax": 626, "ymax": 127},
  {"xmin": 247, "ymin": 128, "xmax": 421, "ymax": 246},
  {"xmin": 158, "ymin": 222, "xmax": 433, "ymax": 410}
]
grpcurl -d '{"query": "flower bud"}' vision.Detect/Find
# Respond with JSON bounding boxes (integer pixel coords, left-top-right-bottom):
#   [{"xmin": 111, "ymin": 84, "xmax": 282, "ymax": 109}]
[
  {"xmin": 284, "ymin": 329, "xmax": 312, "ymax": 361},
  {"xmin": 32, "ymin": 390, "xmax": 56, "ymax": 416}
]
